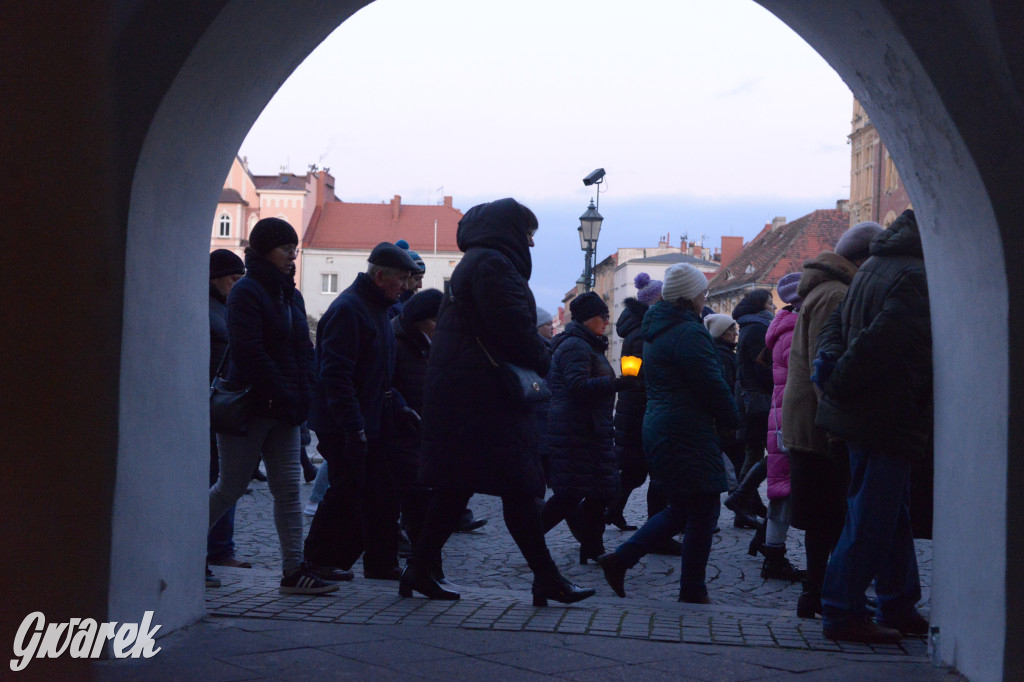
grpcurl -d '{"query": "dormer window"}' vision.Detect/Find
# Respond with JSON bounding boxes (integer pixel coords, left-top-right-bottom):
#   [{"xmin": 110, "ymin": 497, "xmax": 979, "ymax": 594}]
[{"xmin": 745, "ymin": 264, "xmax": 755, "ymax": 275}]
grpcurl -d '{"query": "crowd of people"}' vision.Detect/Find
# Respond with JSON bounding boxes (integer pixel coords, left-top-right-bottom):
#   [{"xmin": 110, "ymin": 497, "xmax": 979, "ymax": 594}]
[{"xmin": 205, "ymin": 203, "xmax": 933, "ymax": 645}]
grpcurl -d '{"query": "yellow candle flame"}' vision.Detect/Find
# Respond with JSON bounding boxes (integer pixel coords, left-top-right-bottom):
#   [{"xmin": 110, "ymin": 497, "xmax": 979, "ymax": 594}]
[{"xmin": 621, "ymin": 355, "xmax": 642, "ymax": 377}]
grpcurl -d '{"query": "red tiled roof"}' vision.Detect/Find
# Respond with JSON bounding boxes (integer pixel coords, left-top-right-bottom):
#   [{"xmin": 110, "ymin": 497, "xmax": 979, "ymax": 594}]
[
  {"xmin": 707, "ymin": 208, "xmax": 849, "ymax": 294},
  {"xmin": 304, "ymin": 197, "xmax": 463, "ymax": 252},
  {"xmin": 253, "ymin": 174, "xmax": 307, "ymax": 192}
]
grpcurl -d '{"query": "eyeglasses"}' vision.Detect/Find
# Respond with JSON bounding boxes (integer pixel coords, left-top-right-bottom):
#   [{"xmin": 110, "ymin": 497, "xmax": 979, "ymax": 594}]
[
  {"xmin": 275, "ymin": 245, "xmax": 299, "ymax": 255},
  {"xmin": 601, "ymin": 314, "xmax": 610, "ymax": 322}
]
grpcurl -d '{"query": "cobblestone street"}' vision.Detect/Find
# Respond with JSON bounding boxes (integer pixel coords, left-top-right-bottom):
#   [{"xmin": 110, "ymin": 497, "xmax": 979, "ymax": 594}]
[{"xmin": 212, "ymin": 458, "xmax": 932, "ymax": 656}]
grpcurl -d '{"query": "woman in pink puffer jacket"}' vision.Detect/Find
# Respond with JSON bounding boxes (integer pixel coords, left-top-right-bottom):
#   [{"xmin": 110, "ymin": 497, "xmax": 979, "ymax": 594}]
[{"xmin": 754, "ymin": 272, "xmax": 804, "ymax": 581}]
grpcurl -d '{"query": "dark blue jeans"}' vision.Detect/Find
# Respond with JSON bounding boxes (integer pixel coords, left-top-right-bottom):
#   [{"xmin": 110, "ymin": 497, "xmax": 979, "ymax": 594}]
[
  {"xmin": 614, "ymin": 490, "xmax": 721, "ymax": 602},
  {"xmin": 207, "ymin": 434, "xmax": 236, "ymax": 562},
  {"xmin": 822, "ymin": 443, "xmax": 921, "ymax": 628}
]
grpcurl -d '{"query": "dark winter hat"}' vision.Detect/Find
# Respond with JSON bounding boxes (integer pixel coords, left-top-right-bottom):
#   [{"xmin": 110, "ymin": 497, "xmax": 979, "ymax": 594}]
[
  {"xmin": 396, "ymin": 239, "xmax": 426, "ymax": 271},
  {"xmin": 634, "ymin": 272, "xmax": 663, "ymax": 307},
  {"xmin": 835, "ymin": 221, "xmax": 884, "ymax": 262},
  {"xmin": 368, "ymin": 241, "xmax": 420, "ymax": 271},
  {"xmin": 248, "ymin": 217, "xmax": 298, "ymax": 256},
  {"xmin": 569, "ymin": 291, "xmax": 609, "ymax": 321},
  {"xmin": 776, "ymin": 272, "xmax": 802, "ymax": 304},
  {"xmin": 401, "ymin": 288, "xmax": 444, "ymax": 324},
  {"xmin": 210, "ymin": 249, "xmax": 244, "ymax": 279}
]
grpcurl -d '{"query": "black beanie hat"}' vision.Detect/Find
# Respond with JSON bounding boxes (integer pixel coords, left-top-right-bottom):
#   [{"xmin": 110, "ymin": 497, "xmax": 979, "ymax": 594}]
[
  {"xmin": 401, "ymin": 288, "xmax": 444, "ymax": 324},
  {"xmin": 249, "ymin": 218, "xmax": 298, "ymax": 256},
  {"xmin": 570, "ymin": 291, "xmax": 609, "ymax": 321},
  {"xmin": 209, "ymin": 249, "xmax": 245, "ymax": 279}
]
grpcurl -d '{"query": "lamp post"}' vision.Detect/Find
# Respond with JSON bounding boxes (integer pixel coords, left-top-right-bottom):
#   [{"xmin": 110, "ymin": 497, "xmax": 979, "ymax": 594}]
[{"xmin": 578, "ymin": 199, "xmax": 603, "ymax": 292}]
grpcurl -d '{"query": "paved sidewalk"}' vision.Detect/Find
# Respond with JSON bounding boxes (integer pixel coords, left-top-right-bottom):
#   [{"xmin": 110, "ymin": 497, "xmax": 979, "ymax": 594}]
[{"xmin": 95, "ymin": 473, "xmax": 954, "ymax": 680}]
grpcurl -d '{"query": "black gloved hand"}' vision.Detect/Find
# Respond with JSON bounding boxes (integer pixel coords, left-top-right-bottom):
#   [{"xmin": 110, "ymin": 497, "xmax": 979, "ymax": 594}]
[
  {"xmin": 400, "ymin": 406, "xmax": 421, "ymax": 436},
  {"xmin": 342, "ymin": 429, "xmax": 368, "ymax": 485},
  {"xmin": 614, "ymin": 375, "xmax": 640, "ymax": 391}
]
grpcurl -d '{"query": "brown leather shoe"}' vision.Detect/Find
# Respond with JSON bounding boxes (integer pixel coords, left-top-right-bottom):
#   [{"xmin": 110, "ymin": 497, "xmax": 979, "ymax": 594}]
[{"xmin": 824, "ymin": 616, "xmax": 902, "ymax": 643}]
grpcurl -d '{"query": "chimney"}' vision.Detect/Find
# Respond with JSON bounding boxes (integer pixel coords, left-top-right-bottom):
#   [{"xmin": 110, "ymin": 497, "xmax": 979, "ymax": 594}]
[
  {"xmin": 693, "ymin": 244, "xmax": 703, "ymax": 259},
  {"xmin": 836, "ymin": 199, "xmax": 850, "ymax": 212},
  {"xmin": 720, "ymin": 236, "xmax": 744, "ymax": 268},
  {"xmin": 443, "ymin": 196, "xmax": 453, "ymax": 208},
  {"xmin": 317, "ymin": 169, "xmax": 336, "ymax": 206},
  {"xmin": 771, "ymin": 216, "xmax": 787, "ymax": 231},
  {"xmin": 391, "ymin": 195, "xmax": 401, "ymax": 221}
]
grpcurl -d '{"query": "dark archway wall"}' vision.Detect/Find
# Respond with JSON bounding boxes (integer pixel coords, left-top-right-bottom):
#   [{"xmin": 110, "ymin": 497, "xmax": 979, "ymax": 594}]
[{"xmin": 1, "ymin": 2, "xmax": 1021, "ymax": 680}]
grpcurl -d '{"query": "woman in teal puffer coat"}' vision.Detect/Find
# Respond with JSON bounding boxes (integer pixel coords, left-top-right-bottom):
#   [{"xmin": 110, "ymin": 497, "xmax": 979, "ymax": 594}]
[{"xmin": 597, "ymin": 263, "xmax": 740, "ymax": 604}]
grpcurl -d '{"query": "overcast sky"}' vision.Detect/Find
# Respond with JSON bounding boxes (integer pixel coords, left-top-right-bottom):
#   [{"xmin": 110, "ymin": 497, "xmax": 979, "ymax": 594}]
[{"xmin": 239, "ymin": 0, "xmax": 854, "ymax": 310}]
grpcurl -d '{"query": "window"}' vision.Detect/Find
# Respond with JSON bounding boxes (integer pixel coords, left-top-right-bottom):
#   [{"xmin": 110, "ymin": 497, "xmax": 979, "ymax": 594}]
[
  {"xmin": 321, "ymin": 273, "xmax": 338, "ymax": 294},
  {"xmin": 217, "ymin": 213, "xmax": 231, "ymax": 238}
]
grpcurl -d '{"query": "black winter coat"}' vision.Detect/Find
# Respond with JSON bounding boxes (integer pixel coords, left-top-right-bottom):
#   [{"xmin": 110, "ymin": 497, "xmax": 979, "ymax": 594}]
[
  {"xmin": 612, "ymin": 298, "xmax": 648, "ymax": 453},
  {"xmin": 209, "ymin": 286, "xmax": 229, "ymax": 382},
  {"xmin": 815, "ymin": 210, "xmax": 933, "ymax": 460},
  {"xmin": 307, "ymin": 272, "xmax": 398, "ymax": 439},
  {"xmin": 545, "ymin": 321, "xmax": 619, "ymax": 498},
  {"xmin": 419, "ymin": 198, "xmax": 550, "ymax": 498},
  {"xmin": 225, "ymin": 254, "xmax": 314, "ymax": 425},
  {"xmin": 734, "ymin": 307, "xmax": 773, "ymax": 445},
  {"xmin": 713, "ymin": 338, "xmax": 740, "ymax": 448},
  {"xmin": 390, "ymin": 314, "xmax": 431, "ymax": 490}
]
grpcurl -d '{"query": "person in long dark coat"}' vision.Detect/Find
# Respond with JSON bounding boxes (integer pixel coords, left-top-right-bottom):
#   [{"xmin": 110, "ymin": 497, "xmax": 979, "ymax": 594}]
[
  {"xmin": 540, "ymin": 292, "xmax": 636, "ymax": 563},
  {"xmin": 402, "ymin": 198, "xmax": 595, "ymax": 607},
  {"xmin": 597, "ymin": 263, "xmax": 740, "ymax": 604}
]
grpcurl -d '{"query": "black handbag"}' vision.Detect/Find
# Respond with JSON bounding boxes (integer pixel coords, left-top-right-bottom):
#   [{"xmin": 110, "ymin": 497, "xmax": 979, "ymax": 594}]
[
  {"xmin": 210, "ymin": 349, "xmax": 252, "ymax": 436},
  {"xmin": 476, "ymin": 337, "xmax": 551, "ymax": 407}
]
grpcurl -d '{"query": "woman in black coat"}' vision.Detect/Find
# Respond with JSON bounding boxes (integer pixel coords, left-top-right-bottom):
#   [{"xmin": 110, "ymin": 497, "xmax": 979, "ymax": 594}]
[
  {"xmin": 540, "ymin": 292, "xmax": 635, "ymax": 563},
  {"xmin": 209, "ymin": 218, "xmax": 335, "ymax": 595},
  {"xmin": 725, "ymin": 289, "xmax": 775, "ymax": 524},
  {"xmin": 607, "ymin": 274, "xmax": 667, "ymax": 532},
  {"xmin": 402, "ymin": 198, "xmax": 595, "ymax": 607}
]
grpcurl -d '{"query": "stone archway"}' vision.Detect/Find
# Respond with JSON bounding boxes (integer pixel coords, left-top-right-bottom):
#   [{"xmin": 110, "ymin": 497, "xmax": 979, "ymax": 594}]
[{"xmin": 4, "ymin": 2, "xmax": 1021, "ymax": 680}]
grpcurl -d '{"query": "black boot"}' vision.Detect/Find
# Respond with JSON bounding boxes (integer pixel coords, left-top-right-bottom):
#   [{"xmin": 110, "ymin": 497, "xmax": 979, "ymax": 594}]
[
  {"xmin": 724, "ymin": 458, "xmax": 767, "ymax": 525},
  {"xmin": 398, "ymin": 563, "xmax": 460, "ymax": 600},
  {"xmin": 797, "ymin": 580, "xmax": 822, "ymax": 618},
  {"xmin": 760, "ymin": 545, "xmax": 805, "ymax": 581},
  {"xmin": 595, "ymin": 552, "xmax": 629, "ymax": 598},
  {"xmin": 604, "ymin": 509, "xmax": 638, "ymax": 531},
  {"xmin": 748, "ymin": 521, "xmax": 767, "ymax": 557},
  {"xmin": 532, "ymin": 571, "xmax": 595, "ymax": 607}
]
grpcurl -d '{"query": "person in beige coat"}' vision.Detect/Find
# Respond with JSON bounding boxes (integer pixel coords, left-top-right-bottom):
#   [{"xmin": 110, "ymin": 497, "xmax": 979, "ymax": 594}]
[{"xmin": 781, "ymin": 221, "xmax": 882, "ymax": 618}]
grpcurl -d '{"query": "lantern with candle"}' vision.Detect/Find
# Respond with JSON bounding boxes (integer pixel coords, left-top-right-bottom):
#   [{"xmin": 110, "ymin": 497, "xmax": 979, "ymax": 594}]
[{"xmin": 620, "ymin": 355, "xmax": 642, "ymax": 377}]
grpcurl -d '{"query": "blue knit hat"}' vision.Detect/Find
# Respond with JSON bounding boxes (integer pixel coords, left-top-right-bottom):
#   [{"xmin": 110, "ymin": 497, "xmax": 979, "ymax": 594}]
[
  {"xmin": 634, "ymin": 272, "xmax": 663, "ymax": 307},
  {"xmin": 396, "ymin": 239, "xmax": 426, "ymax": 272}
]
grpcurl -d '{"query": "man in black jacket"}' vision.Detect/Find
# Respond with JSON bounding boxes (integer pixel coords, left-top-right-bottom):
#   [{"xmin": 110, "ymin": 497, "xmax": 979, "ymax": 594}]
[
  {"xmin": 814, "ymin": 210, "xmax": 932, "ymax": 644},
  {"xmin": 305, "ymin": 242, "xmax": 421, "ymax": 581}
]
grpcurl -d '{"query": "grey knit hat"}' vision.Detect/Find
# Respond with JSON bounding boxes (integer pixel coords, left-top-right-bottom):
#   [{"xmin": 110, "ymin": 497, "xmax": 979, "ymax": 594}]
[
  {"xmin": 704, "ymin": 313, "xmax": 736, "ymax": 339},
  {"xmin": 536, "ymin": 306, "xmax": 554, "ymax": 328},
  {"xmin": 835, "ymin": 221, "xmax": 884, "ymax": 262},
  {"xmin": 661, "ymin": 263, "xmax": 708, "ymax": 304}
]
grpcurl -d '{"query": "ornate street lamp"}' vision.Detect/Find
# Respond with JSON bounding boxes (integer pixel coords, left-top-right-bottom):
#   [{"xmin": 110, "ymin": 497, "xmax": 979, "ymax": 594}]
[{"xmin": 578, "ymin": 166, "xmax": 606, "ymax": 292}]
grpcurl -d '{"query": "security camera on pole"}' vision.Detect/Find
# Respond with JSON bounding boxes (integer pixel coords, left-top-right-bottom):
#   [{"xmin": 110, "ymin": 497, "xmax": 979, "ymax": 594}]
[{"xmin": 579, "ymin": 168, "xmax": 605, "ymax": 293}]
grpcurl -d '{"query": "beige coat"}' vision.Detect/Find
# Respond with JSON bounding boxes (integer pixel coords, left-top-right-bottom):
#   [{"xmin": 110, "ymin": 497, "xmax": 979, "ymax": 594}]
[{"xmin": 780, "ymin": 251, "xmax": 858, "ymax": 455}]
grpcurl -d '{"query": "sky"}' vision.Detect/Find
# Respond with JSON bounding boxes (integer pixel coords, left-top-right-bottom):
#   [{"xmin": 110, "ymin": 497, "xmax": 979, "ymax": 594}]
[{"xmin": 238, "ymin": 0, "xmax": 854, "ymax": 312}]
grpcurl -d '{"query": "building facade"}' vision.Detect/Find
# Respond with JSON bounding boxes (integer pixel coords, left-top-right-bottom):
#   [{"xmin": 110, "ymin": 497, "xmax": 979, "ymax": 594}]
[
  {"xmin": 210, "ymin": 157, "xmax": 463, "ymax": 316},
  {"xmin": 849, "ymin": 98, "xmax": 913, "ymax": 227}
]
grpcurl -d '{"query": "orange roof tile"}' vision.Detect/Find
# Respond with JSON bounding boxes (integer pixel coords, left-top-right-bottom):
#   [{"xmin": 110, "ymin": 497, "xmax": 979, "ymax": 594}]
[
  {"xmin": 708, "ymin": 208, "xmax": 849, "ymax": 294},
  {"xmin": 304, "ymin": 197, "xmax": 463, "ymax": 252}
]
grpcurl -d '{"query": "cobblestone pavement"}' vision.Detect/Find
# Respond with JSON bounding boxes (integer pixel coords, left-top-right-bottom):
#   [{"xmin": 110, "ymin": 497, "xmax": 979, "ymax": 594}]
[{"xmin": 212, "ymin": 460, "xmax": 933, "ymax": 658}]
